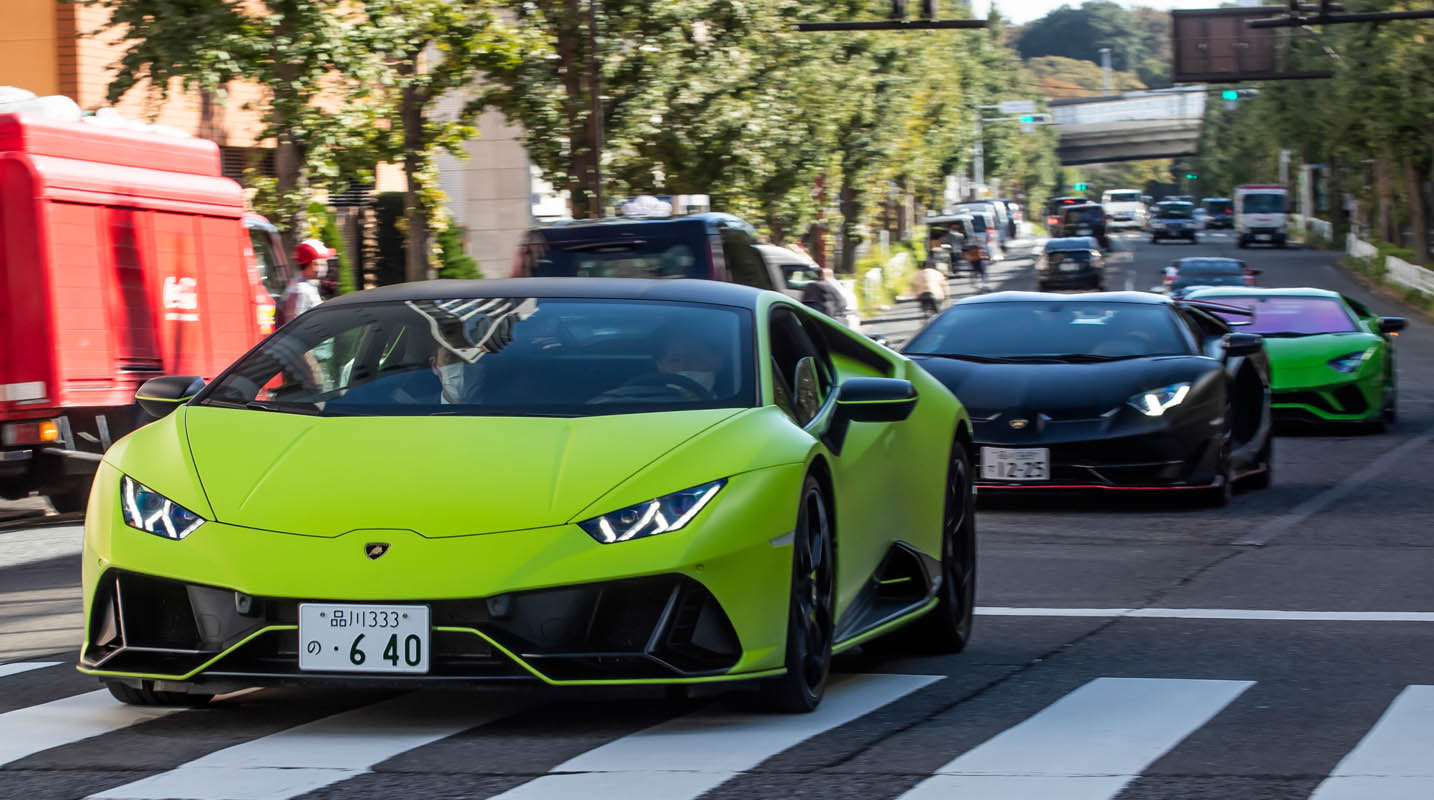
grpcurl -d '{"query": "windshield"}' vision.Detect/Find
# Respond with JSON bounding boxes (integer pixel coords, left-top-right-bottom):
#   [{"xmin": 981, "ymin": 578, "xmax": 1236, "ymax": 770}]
[
  {"xmin": 1205, "ymin": 199, "xmax": 1232, "ymax": 214},
  {"xmin": 1064, "ymin": 207, "xmax": 1103, "ymax": 225},
  {"xmin": 199, "ymin": 298, "xmax": 755, "ymax": 417},
  {"xmin": 524, "ymin": 232, "xmax": 707, "ymax": 279},
  {"xmin": 1047, "ymin": 250, "xmax": 1093, "ymax": 266},
  {"xmin": 1172, "ymin": 273, "xmax": 1247, "ymax": 293},
  {"xmin": 905, "ymin": 302, "xmax": 1191, "ymax": 360},
  {"xmin": 1205, "ymin": 296, "xmax": 1357, "ymax": 335},
  {"xmin": 1242, "ymin": 193, "xmax": 1286, "ymax": 214},
  {"xmin": 1107, "ymin": 192, "xmax": 1141, "ymax": 203},
  {"xmin": 1158, "ymin": 204, "xmax": 1194, "ymax": 219}
]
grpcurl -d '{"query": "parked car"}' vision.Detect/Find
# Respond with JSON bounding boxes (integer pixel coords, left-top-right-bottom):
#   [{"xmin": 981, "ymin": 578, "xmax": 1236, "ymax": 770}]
[
  {"xmin": 925, "ymin": 214, "xmax": 988, "ymax": 277},
  {"xmin": 998, "ymin": 199, "xmax": 1022, "ymax": 239},
  {"xmin": 0, "ymin": 113, "xmax": 270, "ymax": 511},
  {"xmin": 949, "ymin": 201, "xmax": 1011, "ymax": 247},
  {"xmin": 511, "ymin": 206, "xmax": 786, "ymax": 293},
  {"xmin": 1150, "ymin": 202, "xmax": 1199, "ymax": 244},
  {"xmin": 1037, "ymin": 237, "xmax": 1105, "ymax": 292}
]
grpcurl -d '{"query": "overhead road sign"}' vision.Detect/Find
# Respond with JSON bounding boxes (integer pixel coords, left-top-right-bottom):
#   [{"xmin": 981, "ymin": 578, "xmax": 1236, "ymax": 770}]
[
  {"xmin": 999, "ymin": 100, "xmax": 1037, "ymax": 115},
  {"xmin": 1171, "ymin": 8, "xmax": 1333, "ymax": 84}
]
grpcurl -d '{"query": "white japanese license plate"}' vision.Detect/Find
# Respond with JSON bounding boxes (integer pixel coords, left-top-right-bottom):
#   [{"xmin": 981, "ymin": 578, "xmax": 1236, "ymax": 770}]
[
  {"xmin": 981, "ymin": 447, "xmax": 1050, "ymax": 481},
  {"xmin": 1256, "ymin": 234, "xmax": 1271, "ymax": 241},
  {"xmin": 298, "ymin": 603, "xmax": 430, "ymax": 673},
  {"xmin": 1077, "ymin": 226, "xmax": 1092, "ymax": 235}
]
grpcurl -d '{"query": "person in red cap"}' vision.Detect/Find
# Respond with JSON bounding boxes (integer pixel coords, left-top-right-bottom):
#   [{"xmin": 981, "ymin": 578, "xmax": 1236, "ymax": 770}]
[{"xmin": 279, "ymin": 238, "xmax": 336, "ymax": 324}]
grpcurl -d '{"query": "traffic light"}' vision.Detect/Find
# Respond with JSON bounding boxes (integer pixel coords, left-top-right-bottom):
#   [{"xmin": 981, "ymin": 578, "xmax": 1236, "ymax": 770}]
[
  {"xmin": 1019, "ymin": 115, "xmax": 1034, "ymax": 124},
  {"xmin": 1074, "ymin": 182, "xmax": 1088, "ymax": 191},
  {"xmin": 1185, "ymin": 173, "xmax": 1198, "ymax": 180},
  {"xmin": 1221, "ymin": 90, "xmax": 1239, "ymax": 101}
]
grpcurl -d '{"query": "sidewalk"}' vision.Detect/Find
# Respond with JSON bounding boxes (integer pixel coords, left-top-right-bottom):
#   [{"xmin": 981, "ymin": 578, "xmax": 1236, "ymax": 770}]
[{"xmin": 859, "ymin": 238, "xmax": 1045, "ymax": 346}]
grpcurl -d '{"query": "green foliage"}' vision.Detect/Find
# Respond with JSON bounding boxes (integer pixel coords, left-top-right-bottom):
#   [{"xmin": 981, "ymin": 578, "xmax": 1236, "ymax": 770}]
[
  {"xmin": 1015, "ymin": 2, "xmax": 1171, "ymax": 88},
  {"xmin": 1025, "ymin": 56, "xmax": 1146, "ymax": 98},
  {"xmin": 306, "ymin": 201, "xmax": 356, "ymax": 294},
  {"xmin": 436, "ymin": 226, "xmax": 481, "ymax": 280}
]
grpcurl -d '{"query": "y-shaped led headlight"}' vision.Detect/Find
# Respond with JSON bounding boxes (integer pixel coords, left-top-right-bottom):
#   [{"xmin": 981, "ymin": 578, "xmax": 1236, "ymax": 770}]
[
  {"xmin": 1328, "ymin": 347, "xmax": 1376, "ymax": 374},
  {"xmin": 1128, "ymin": 382, "xmax": 1191, "ymax": 417},
  {"xmin": 578, "ymin": 479, "xmax": 725, "ymax": 544},
  {"xmin": 120, "ymin": 475, "xmax": 205, "ymax": 540}
]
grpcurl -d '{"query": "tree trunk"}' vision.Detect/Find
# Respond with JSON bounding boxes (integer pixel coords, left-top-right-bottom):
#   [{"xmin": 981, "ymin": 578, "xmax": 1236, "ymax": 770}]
[
  {"xmin": 838, "ymin": 176, "xmax": 859, "ymax": 275},
  {"xmin": 1375, "ymin": 158, "xmax": 1392, "ymax": 244},
  {"xmin": 1406, "ymin": 155, "xmax": 1429, "ymax": 267},
  {"xmin": 272, "ymin": 62, "xmax": 305, "ymax": 258},
  {"xmin": 400, "ymin": 62, "xmax": 430, "ymax": 283},
  {"xmin": 555, "ymin": 0, "xmax": 594, "ymax": 218}
]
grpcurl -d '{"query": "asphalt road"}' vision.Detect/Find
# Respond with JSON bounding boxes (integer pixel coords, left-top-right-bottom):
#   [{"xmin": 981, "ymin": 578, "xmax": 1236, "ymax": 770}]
[{"xmin": 1, "ymin": 232, "xmax": 1431, "ymax": 800}]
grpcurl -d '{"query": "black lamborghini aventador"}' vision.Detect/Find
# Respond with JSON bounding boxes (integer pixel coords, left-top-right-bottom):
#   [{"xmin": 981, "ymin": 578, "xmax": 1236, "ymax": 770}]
[{"xmin": 904, "ymin": 292, "xmax": 1274, "ymax": 506}]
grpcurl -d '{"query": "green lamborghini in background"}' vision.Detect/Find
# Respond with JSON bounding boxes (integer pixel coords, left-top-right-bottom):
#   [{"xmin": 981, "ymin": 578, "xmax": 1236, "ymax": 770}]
[
  {"xmin": 80, "ymin": 279, "xmax": 972, "ymax": 713},
  {"xmin": 1187, "ymin": 287, "xmax": 1404, "ymax": 429}
]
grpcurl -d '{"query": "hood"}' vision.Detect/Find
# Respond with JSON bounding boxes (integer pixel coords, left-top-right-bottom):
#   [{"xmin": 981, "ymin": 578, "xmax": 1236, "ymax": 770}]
[
  {"xmin": 1263, "ymin": 333, "xmax": 1381, "ymax": 391},
  {"xmin": 182, "ymin": 405, "xmax": 742, "ymax": 537},
  {"xmin": 910, "ymin": 355, "xmax": 1214, "ymax": 421}
]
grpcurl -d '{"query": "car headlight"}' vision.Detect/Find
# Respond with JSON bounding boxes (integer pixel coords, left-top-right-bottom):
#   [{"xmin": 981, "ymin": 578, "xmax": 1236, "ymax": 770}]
[
  {"xmin": 1128, "ymin": 382, "xmax": 1191, "ymax": 417},
  {"xmin": 577, "ymin": 479, "xmax": 725, "ymax": 544},
  {"xmin": 120, "ymin": 475, "xmax": 205, "ymax": 540},
  {"xmin": 1328, "ymin": 347, "xmax": 1376, "ymax": 374}
]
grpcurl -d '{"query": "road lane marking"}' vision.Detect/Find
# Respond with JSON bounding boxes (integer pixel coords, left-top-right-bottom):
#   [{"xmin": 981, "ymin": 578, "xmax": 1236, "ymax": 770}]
[
  {"xmin": 91, "ymin": 691, "xmax": 531, "ymax": 800},
  {"xmin": 0, "ymin": 689, "xmax": 181, "ymax": 767},
  {"xmin": 1309, "ymin": 685, "xmax": 1434, "ymax": 800},
  {"xmin": 976, "ymin": 607, "xmax": 1434, "ymax": 622},
  {"xmin": 898, "ymin": 677, "xmax": 1253, "ymax": 800},
  {"xmin": 0, "ymin": 660, "xmax": 60, "ymax": 678},
  {"xmin": 1236, "ymin": 424, "xmax": 1434, "ymax": 547},
  {"xmin": 489, "ymin": 673, "xmax": 941, "ymax": 800}
]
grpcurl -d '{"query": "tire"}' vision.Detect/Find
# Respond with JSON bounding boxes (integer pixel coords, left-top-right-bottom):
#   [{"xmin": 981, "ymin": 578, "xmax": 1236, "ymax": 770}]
[
  {"xmin": 1237, "ymin": 239, "xmax": 1247, "ymax": 249},
  {"xmin": 1190, "ymin": 235, "xmax": 1199, "ymax": 245},
  {"xmin": 106, "ymin": 682, "xmax": 213, "ymax": 707},
  {"xmin": 1151, "ymin": 237, "xmax": 1160, "ymax": 244},
  {"xmin": 907, "ymin": 442, "xmax": 977, "ymax": 653},
  {"xmin": 1242, "ymin": 434, "xmax": 1273, "ymax": 491},
  {"xmin": 760, "ymin": 474, "xmax": 835, "ymax": 713},
  {"xmin": 1200, "ymin": 449, "xmax": 1234, "ymax": 508},
  {"xmin": 1383, "ymin": 384, "xmax": 1397, "ymax": 424},
  {"xmin": 48, "ymin": 479, "xmax": 92, "ymax": 514}
]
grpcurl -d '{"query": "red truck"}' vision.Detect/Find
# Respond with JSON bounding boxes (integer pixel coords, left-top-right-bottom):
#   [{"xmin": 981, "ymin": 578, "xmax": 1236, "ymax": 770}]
[{"xmin": 0, "ymin": 113, "xmax": 278, "ymax": 511}]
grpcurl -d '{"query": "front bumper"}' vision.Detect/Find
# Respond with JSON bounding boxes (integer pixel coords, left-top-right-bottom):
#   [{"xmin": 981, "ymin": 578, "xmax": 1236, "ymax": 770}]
[
  {"xmin": 1272, "ymin": 379, "xmax": 1381, "ymax": 423},
  {"xmin": 79, "ymin": 462, "xmax": 799, "ymax": 688},
  {"xmin": 972, "ymin": 414, "xmax": 1222, "ymax": 491}
]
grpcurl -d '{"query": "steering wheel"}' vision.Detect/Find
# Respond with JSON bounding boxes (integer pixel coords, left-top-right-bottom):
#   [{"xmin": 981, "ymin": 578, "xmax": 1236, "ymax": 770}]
[{"xmin": 588, "ymin": 371, "xmax": 715, "ymax": 404}]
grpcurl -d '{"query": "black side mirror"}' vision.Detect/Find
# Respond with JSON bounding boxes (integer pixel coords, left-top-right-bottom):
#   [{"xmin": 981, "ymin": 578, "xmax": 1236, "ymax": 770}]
[
  {"xmin": 136, "ymin": 376, "xmax": 205, "ymax": 418},
  {"xmin": 1379, "ymin": 317, "xmax": 1407, "ymax": 334},
  {"xmin": 1223, "ymin": 333, "xmax": 1264, "ymax": 357},
  {"xmin": 1249, "ymin": 268, "xmax": 1263, "ymax": 276},
  {"xmin": 836, "ymin": 378, "xmax": 917, "ymax": 423}
]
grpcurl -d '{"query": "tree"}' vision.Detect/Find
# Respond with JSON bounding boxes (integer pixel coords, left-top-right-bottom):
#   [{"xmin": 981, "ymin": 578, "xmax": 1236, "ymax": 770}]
[
  {"xmin": 91, "ymin": 0, "xmax": 373, "ymax": 254},
  {"xmin": 361, "ymin": 0, "xmax": 524, "ymax": 282}
]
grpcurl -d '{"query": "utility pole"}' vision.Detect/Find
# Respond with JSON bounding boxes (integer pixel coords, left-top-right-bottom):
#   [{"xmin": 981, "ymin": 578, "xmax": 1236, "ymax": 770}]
[
  {"xmin": 972, "ymin": 118, "xmax": 983, "ymax": 194},
  {"xmin": 1099, "ymin": 48, "xmax": 1113, "ymax": 96}
]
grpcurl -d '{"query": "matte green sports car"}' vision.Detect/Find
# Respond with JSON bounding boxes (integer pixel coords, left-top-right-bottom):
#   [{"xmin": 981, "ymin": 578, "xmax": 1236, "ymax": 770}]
[
  {"xmin": 1187, "ymin": 287, "xmax": 1404, "ymax": 429},
  {"xmin": 80, "ymin": 279, "xmax": 973, "ymax": 713}
]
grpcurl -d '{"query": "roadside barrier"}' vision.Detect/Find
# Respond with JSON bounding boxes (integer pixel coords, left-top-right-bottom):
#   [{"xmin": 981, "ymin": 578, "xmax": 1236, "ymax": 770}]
[{"xmin": 1347, "ymin": 233, "xmax": 1434, "ymax": 298}]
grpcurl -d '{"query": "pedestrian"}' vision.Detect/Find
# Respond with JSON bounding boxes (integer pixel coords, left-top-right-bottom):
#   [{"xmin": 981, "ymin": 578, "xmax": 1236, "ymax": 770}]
[
  {"xmin": 801, "ymin": 267, "xmax": 849, "ymax": 320},
  {"xmin": 278, "ymin": 238, "xmax": 336, "ymax": 325},
  {"xmin": 909, "ymin": 260, "xmax": 950, "ymax": 318}
]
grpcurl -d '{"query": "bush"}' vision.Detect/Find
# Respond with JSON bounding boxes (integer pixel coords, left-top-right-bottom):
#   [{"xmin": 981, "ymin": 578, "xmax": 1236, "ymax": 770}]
[{"xmin": 437, "ymin": 226, "xmax": 481, "ymax": 280}]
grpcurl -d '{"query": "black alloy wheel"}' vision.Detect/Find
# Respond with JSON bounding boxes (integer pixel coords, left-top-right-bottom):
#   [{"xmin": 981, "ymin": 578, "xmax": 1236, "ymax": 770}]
[
  {"xmin": 1200, "ymin": 443, "xmax": 1234, "ymax": 508},
  {"xmin": 106, "ymin": 681, "xmax": 213, "ymax": 707},
  {"xmin": 761, "ymin": 474, "xmax": 835, "ymax": 713},
  {"xmin": 910, "ymin": 442, "xmax": 977, "ymax": 652}
]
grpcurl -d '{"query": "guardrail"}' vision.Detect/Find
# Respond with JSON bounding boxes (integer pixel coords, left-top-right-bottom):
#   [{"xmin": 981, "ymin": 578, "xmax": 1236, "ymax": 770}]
[{"xmin": 1347, "ymin": 233, "xmax": 1434, "ymax": 297}]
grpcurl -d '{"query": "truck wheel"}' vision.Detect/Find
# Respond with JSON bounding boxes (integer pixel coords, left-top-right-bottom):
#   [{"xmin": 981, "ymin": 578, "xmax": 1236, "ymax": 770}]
[{"xmin": 48, "ymin": 480, "xmax": 92, "ymax": 514}]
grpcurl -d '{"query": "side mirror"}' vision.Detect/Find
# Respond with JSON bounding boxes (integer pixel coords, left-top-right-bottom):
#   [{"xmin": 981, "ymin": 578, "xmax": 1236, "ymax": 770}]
[
  {"xmin": 136, "ymin": 376, "xmax": 205, "ymax": 418},
  {"xmin": 1249, "ymin": 268, "xmax": 1263, "ymax": 276},
  {"xmin": 835, "ymin": 378, "xmax": 917, "ymax": 423},
  {"xmin": 1379, "ymin": 317, "xmax": 1407, "ymax": 334},
  {"xmin": 1223, "ymin": 333, "xmax": 1264, "ymax": 357}
]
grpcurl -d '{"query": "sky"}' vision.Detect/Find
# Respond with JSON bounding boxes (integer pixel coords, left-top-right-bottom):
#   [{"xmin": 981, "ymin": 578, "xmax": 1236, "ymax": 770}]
[{"xmin": 983, "ymin": 1, "xmax": 1257, "ymax": 27}]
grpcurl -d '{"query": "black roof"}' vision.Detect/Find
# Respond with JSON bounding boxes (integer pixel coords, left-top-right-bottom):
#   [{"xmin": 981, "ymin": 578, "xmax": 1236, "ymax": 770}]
[
  {"xmin": 956, "ymin": 290, "xmax": 1173, "ymax": 307},
  {"xmin": 322, "ymin": 278, "xmax": 769, "ymax": 309}
]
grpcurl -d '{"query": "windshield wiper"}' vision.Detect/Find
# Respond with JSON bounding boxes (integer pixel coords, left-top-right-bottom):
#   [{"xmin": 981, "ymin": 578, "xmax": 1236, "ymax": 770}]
[{"xmin": 904, "ymin": 353, "xmax": 1022, "ymax": 363}]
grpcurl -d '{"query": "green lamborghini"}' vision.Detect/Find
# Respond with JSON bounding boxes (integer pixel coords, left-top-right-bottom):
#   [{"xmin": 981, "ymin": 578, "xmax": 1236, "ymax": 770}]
[
  {"xmin": 80, "ymin": 279, "xmax": 973, "ymax": 713},
  {"xmin": 1186, "ymin": 287, "xmax": 1404, "ymax": 429}
]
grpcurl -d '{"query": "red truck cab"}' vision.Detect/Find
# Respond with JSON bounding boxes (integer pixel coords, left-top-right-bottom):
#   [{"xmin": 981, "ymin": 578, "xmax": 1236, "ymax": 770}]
[{"xmin": 0, "ymin": 113, "xmax": 271, "ymax": 510}]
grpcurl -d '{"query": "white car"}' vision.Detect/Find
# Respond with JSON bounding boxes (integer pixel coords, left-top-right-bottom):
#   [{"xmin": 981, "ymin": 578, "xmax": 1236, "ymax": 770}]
[
  {"xmin": 1101, "ymin": 189, "xmax": 1146, "ymax": 230},
  {"xmin": 758, "ymin": 244, "xmax": 862, "ymax": 330}
]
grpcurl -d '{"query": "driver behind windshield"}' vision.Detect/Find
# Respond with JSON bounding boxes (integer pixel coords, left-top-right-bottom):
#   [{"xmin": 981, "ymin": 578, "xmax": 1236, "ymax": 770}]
[{"xmin": 651, "ymin": 330, "xmax": 724, "ymax": 397}]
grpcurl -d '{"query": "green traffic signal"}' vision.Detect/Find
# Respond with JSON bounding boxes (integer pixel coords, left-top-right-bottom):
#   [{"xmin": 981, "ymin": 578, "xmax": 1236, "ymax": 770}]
[
  {"xmin": 1222, "ymin": 90, "xmax": 1239, "ymax": 101},
  {"xmin": 1074, "ymin": 182, "xmax": 1087, "ymax": 191},
  {"xmin": 1185, "ymin": 173, "xmax": 1197, "ymax": 180},
  {"xmin": 1019, "ymin": 115, "xmax": 1034, "ymax": 124}
]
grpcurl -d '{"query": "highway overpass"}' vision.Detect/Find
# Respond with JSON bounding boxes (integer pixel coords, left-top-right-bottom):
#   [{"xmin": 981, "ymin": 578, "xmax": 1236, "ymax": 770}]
[{"xmin": 1049, "ymin": 89, "xmax": 1207, "ymax": 166}]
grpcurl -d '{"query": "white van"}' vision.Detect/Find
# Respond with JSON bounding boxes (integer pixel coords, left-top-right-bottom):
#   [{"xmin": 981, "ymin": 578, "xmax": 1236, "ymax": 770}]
[
  {"xmin": 1234, "ymin": 185, "xmax": 1289, "ymax": 248},
  {"xmin": 1101, "ymin": 189, "xmax": 1145, "ymax": 229}
]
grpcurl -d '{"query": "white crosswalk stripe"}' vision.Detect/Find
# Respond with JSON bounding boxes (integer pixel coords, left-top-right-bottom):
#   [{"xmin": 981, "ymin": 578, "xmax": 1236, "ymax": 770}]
[
  {"xmin": 898, "ymin": 677, "xmax": 1254, "ymax": 800},
  {"xmin": 0, "ymin": 689, "xmax": 182, "ymax": 766},
  {"xmin": 1308, "ymin": 685, "xmax": 1434, "ymax": 800},
  {"xmin": 488, "ymin": 673, "xmax": 941, "ymax": 800},
  {"xmin": 90, "ymin": 691, "xmax": 534, "ymax": 800},
  {"xmin": 0, "ymin": 660, "xmax": 61, "ymax": 678}
]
